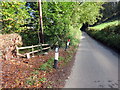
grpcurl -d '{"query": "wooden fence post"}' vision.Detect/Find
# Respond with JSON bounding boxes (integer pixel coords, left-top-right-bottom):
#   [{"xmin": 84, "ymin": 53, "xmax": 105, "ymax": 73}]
[{"xmin": 32, "ymin": 45, "xmax": 34, "ymax": 57}]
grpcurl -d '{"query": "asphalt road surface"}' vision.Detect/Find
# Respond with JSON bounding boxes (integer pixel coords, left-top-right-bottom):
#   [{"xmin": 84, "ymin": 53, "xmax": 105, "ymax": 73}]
[{"xmin": 64, "ymin": 32, "xmax": 119, "ymax": 88}]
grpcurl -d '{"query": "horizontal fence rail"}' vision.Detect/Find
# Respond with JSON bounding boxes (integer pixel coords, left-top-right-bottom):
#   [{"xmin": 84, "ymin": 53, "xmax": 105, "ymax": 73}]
[{"xmin": 16, "ymin": 44, "xmax": 50, "ymax": 59}]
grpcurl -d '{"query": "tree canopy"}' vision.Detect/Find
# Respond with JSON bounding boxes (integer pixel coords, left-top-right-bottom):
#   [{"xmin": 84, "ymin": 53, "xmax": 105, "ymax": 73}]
[
  {"xmin": 0, "ymin": 2, "xmax": 31, "ymax": 34},
  {"xmin": 1, "ymin": 1, "xmax": 105, "ymax": 46}
]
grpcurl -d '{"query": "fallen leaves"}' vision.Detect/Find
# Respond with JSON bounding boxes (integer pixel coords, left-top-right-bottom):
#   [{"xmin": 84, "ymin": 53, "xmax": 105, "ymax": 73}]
[{"xmin": 1, "ymin": 47, "xmax": 76, "ymax": 88}]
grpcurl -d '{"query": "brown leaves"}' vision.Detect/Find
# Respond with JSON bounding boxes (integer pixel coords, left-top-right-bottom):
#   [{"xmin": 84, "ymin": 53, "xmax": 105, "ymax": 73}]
[{"xmin": 2, "ymin": 47, "xmax": 75, "ymax": 88}]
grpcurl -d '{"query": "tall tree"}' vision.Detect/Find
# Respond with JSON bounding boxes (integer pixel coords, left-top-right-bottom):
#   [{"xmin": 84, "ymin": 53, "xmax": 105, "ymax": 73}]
[
  {"xmin": 100, "ymin": 2, "xmax": 120, "ymax": 22},
  {"xmin": 1, "ymin": 2, "xmax": 104, "ymax": 46},
  {"xmin": 38, "ymin": 0, "xmax": 44, "ymax": 43},
  {"xmin": 0, "ymin": 1, "xmax": 31, "ymax": 34}
]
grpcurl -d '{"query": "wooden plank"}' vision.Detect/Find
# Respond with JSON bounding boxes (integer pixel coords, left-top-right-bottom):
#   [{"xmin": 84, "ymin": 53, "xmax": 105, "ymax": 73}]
[
  {"xmin": 17, "ymin": 53, "xmax": 25, "ymax": 57},
  {"xmin": 42, "ymin": 47, "xmax": 50, "ymax": 50},
  {"xmin": 27, "ymin": 49, "xmax": 41, "ymax": 54},
  {"xmin": 32, "ymin": 45, "xmax": 34, "ymax": 57},
  {"xmin": 25, "ymin": 47, "xmax": 50, "ymax": 55},
  {"xmin": 16, "ymin": 44, "xmax": 50, "ymax": 58},
  {"xmin": 17, "ymin": 44, "xmax": 49, "ymax": 50},
  {"xmin": 42, "ymin": 44, "xmax": 49, "ymax": 46},
  {"xmin": 17, "ymin": 45, "xmax": 41, "ymax": 49}
]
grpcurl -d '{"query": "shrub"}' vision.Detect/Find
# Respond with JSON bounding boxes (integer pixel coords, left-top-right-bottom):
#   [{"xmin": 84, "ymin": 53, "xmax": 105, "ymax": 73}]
[{"xmin": 86, "ymin": 21, "xmax": 120, "ymax": 51}]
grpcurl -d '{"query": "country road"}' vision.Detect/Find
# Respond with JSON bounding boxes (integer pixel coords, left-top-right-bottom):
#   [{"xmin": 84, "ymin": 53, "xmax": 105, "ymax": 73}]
[{"xmin": 64, "ymin": 32, "xmax": 119, "ymax": 88}]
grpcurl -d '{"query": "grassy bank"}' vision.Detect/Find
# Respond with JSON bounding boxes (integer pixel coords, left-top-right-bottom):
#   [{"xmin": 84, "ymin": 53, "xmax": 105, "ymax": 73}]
[{"xmin": 86, "ymin": 20, "xmax": 120, "ymax": 52}]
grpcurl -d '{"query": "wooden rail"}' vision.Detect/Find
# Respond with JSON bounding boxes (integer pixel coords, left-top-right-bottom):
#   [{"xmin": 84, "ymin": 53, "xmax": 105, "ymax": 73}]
[{"xmin": 16, "ymin": 44, "xmax": 50, "ymax": 59}]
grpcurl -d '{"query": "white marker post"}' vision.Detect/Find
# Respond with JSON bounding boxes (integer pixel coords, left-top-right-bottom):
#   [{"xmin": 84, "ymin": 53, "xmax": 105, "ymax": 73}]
[
  {"xmin": 53, "ymin": 46, "xmax": 59, "ymax": 69},
  {"xmin": 65, "ymin": 39, "xmax": 70, "ymax": 51}
]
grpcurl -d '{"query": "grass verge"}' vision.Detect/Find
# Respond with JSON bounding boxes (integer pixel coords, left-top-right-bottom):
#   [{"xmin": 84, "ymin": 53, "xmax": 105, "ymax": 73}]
[{"xmin": 86, "ymin": 20, "xmax": 120, "ymax": 52}]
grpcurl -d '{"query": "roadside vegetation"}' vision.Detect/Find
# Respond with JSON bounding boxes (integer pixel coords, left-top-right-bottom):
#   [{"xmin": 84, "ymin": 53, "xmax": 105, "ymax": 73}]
[
  {"xmin": 2, "ymin": 46, "xmax": 77, "ymax": 88},
  {"xmin": 86, "ymin": 20, "xmax": 120, "ymax": 52},
  {"xmin": 1, "ymin": 2, "xmax": 103, "ymax": 46},
  {"xmin": 1, "ymin": 1, "xmax": 120, "ymax": 88}
]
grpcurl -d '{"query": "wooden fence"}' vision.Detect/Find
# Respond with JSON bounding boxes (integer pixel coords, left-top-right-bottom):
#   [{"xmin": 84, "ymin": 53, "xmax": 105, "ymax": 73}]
[{"xmin": 16, "ymin": 44, "xmax": 50, "ymax": 59}]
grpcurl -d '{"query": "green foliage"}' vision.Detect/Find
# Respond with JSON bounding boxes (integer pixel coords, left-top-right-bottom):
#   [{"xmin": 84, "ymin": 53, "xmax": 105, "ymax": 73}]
[
  {"xmin": 59, "ymin": 56, "xmax": 64, "ymax": 61},
  {"xmin": 100, "ymin": 2, "xmax": 120, "ymax": 21},
  {"xmin": 0, "ymin": 2, "xmax": 39, "ymax": 46},
  {"xmin": 26, "ymin": 75, "xmax": 37, "ymax": 85},
  {"xmin": 77, "ymin": 2, "xmax": 103, "ymax": 25},
  {"xmin": 38, "ymin": 57, "xmax": 54, "ymax": 71},
  {"xmin": 42, "ymin": 2, "xmax": 103, "ymax": 46},
  {"xmin": 26, "ymin": 79, "xmax": 36, "ymax": 85},
  {"xmin": 68, "ymin": 26, "xmax": 81, "ymax": 45},
  {"xmin": 1, "ymin": 2, "xmax": 104, "ymax": 46},
  {"xmin": 89, "ymin": 20, "xmax": 119, "ymax": 30},
  {"xmin": 87, "ymin": 20, "xmax": 120, "ymax": 51},
  {"xmin": 39, "ymin": 77, "xmax": 47, "ymax": 83},
  {"xmin": 31, "ymin": 70, "xmax": 39, "ymax": 75},
  {"xmin": 26, "ymin": 74, "xmax": 47, "ymax": 86},
  {"xmin": 38, "ymin": 56, "xmax": 64, "ymax": 71},
  {"xmin": 0, "ymin": 1, "xmax": 31, "ymax": 34},
  {"xmin": 39, "ymin": 63, "xmax": 48, "ymax": 71}
]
